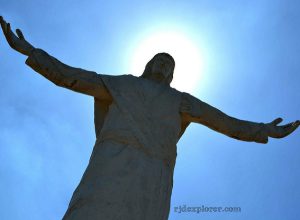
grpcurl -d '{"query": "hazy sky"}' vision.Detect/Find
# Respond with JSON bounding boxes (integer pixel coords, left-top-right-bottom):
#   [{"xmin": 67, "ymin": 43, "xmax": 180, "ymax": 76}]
[{"xmin": 0, "ymin": 0, "xmax": 299, "ymax": 220}]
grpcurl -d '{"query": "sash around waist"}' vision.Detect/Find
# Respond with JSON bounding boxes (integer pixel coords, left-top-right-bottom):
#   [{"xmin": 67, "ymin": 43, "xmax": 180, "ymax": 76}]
[{"xmin": 96, "ymin": 129, "xmax": 177, "ymax": 169}]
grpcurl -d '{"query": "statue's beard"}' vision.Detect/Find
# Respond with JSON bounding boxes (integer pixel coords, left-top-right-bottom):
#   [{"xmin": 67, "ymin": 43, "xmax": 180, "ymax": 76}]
[
  {"xmin": 151, "ymin": 72, "xmax": 166, "ymax": 81},
  {"xmin": 147, "ymin": 71, "xmax": 172, "ymax": 85}
]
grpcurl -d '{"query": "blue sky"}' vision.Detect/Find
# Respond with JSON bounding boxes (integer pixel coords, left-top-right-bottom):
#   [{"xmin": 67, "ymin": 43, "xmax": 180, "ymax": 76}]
[{"xmin": 0, "ymin": 0, "xmax": 299, "ymax": 219}]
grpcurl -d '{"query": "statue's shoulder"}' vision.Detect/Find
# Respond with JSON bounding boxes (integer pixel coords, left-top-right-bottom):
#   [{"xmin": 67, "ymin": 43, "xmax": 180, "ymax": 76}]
[
  {"xmin": 99, "ymin": 74, "xmax": 141, "ymax": 95},
  {"xmin": 100, "ymin": 74, "xmax": 183, "ymax": 97},
  {"xmin": 100, "ymin": 74, "xmax": 137, "ymax": 83},
  {"xmin": 169, "ymin": 86, "xmax": 183, "ymax": 95}
]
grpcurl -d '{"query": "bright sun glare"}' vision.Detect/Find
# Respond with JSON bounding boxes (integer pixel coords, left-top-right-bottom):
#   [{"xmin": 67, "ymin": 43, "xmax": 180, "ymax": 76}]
[{"xmin": 128, "ymin": 30, "xmax": 204, "ymax": 93}]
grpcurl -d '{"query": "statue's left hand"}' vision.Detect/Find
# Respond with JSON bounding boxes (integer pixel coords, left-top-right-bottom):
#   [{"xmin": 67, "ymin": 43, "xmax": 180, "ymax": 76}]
[
  {"xmin": 266, "ymin": 118, "xmax": 300, "ymax": 139},
  {"xmin": 0, "ymin": 16, "xmax": 35, "ymax": 56}
]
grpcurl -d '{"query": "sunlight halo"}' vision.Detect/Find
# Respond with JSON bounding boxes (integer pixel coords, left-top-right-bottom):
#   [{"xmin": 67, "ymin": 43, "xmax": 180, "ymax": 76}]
[{"xmin": 127, "ymin": 29, "xmax": 205, "ymax": 93}]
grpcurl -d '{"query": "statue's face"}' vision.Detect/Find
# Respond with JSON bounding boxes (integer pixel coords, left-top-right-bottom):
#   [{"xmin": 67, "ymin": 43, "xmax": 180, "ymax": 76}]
[{"xmin": 150, "ymin": 55, "xmax": 174, "ymax": 82}]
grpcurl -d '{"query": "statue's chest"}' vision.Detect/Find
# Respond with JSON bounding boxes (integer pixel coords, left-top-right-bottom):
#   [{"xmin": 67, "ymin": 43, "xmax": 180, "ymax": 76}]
[
  {"xmin": 130, "ymin": 79, "xmax": 181, "ymax": 120},
  {"xmin": 101, "ymin": 75, "xmax": 183, "ymax": 141}
]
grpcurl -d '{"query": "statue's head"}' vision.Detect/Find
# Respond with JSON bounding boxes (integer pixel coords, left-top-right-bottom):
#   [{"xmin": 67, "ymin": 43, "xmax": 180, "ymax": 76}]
[{"xmin": 141, "ymin": 53, "xmax": 175, "ymax": 85}]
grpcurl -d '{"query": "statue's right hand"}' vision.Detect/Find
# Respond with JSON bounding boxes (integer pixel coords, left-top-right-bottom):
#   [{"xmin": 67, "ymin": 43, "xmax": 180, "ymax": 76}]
[{"xmin": 0, "ymin": 16, "xmax": 35, "ymax": 56}]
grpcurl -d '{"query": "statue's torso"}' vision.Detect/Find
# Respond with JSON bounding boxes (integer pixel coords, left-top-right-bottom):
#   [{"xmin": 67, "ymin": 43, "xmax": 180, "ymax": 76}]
[
  {"xmin": 64, "ymin": 75, "xmax": 183, "ymax": 220},
  {"xmin": 95, "ymin": 75, "xmax": 183, "ymax": 167}
]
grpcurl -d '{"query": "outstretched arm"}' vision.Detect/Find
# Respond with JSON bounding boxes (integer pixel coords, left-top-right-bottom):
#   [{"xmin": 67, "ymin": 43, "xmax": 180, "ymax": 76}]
[
  {"xmin": 180, "ymin": 92, "xmax": 300, "ymax": 144},
  {"xmin": 0, "ymin": 16, "xmax": 112, "ymax": 101}
]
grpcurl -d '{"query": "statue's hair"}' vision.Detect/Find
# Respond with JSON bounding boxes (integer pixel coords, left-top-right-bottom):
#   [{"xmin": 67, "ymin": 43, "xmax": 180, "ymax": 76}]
[{"xmin": 140, "ymin": 53, "xmax": 175, "ymax": 85}]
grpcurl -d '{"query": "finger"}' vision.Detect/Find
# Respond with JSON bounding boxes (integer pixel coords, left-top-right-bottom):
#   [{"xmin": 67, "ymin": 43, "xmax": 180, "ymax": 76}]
[
  {"xmin": 282, "ymin": 122, "xmax": 293, "ymax": 129},
  {"xmin": 16, "ymin": 29, "xmax": 25, "ymax": 40},
  {"xmin": 293, "ymin": 120, "xmax": 300, "ymax": 127},
  {"xmin": 5, "ymin": 23, "xmax": 17, "ymax": 49},
  {"xmin": 271, "ymin": 117, "xmax": 283, "ymax": 125},
  {"xmin": 284, "ymin": 122, "xmax": 300, "ymax": 136},
  {"xmin": 0, "ymin": 16, "xmax": 5, "ymax": 24},
  {"xmin": 7, "ymin": 23, "xmax": 12, "ymax": 41},
  {"xmin": 279, "ymin": 121, "xmax": 300, "ymax": 138},
  {"xmin": 281, "ymin": 120, "xmax": 300, "ymax": 128},
  {"xmin": 0, "ymin": 16, "xmax": 7, "ymax": 33}
]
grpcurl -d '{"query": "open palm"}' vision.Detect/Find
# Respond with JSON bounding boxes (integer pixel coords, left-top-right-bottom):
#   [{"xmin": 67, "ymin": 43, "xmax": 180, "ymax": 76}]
[{"xmin": 0, "ymin": 16, "xmax": 34, "ymax": 55}]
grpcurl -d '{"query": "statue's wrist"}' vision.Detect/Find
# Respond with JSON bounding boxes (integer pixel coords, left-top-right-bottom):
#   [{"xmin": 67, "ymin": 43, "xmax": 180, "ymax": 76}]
[{"xmin": 25, "ymin": 46, "xmax": 36, "ymax": 56}]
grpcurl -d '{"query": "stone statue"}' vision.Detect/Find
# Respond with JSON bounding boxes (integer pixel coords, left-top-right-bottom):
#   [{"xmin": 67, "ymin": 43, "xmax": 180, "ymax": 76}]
[{"xmin": 1, "ymin": 16, "xmax": 299, "ymax": 220}]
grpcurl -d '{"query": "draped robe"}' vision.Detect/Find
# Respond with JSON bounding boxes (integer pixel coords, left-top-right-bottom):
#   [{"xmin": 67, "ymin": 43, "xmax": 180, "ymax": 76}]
[
  {"xmin": 62, "ymin": 75, "xmax": 183, "ymax": 220},
  {"xmin": 25, "ymin": 49, "xmax": 268, "ymax": 220}
]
